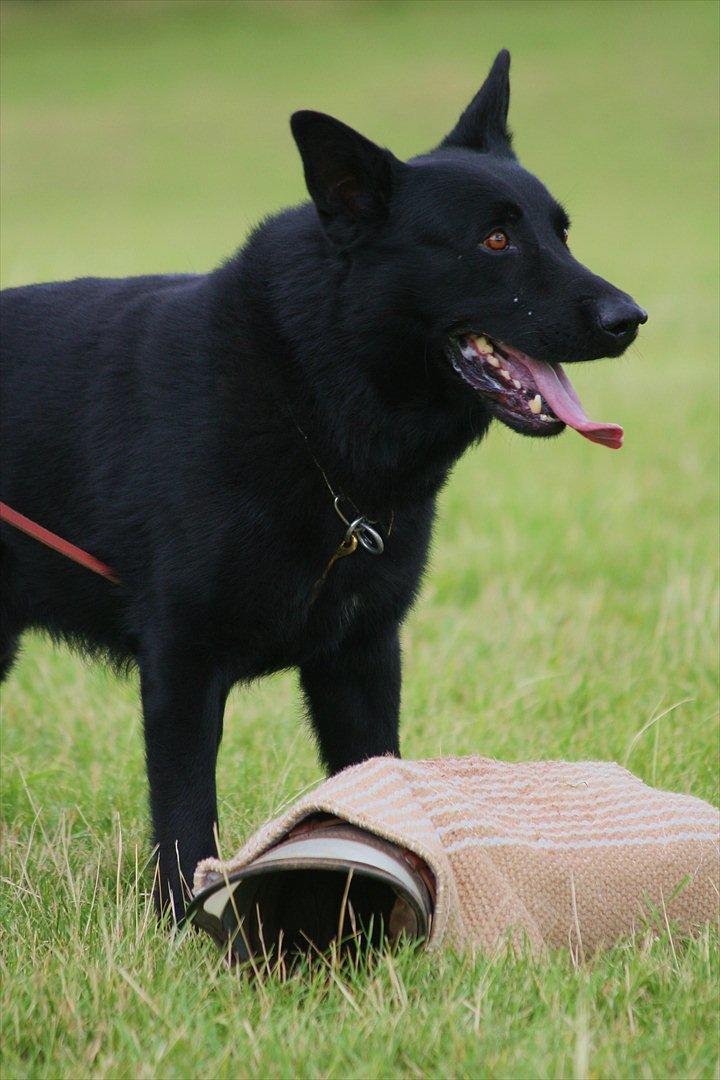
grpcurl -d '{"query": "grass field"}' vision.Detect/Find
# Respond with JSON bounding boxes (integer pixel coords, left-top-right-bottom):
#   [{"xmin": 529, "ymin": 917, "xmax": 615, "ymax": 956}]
[{"xmin": 1, "ymin": 1, "xmax": 719, "ymax": 1077}]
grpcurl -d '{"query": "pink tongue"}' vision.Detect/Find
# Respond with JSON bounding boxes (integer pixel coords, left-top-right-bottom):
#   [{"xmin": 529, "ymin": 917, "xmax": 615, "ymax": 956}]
[{"xmin": 512, "ymin": 353, "xmax": 623, "ymax": 450}]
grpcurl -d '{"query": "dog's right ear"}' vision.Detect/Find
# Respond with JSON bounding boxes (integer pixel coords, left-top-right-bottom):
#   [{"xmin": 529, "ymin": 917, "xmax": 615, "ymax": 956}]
[
  {"xmin": 291, "ymin": 111, "xmax": 405, "ymax": 245},
  {"xmin": 440, "ymin": 49, "xmax": 514, "ymax": 157}
]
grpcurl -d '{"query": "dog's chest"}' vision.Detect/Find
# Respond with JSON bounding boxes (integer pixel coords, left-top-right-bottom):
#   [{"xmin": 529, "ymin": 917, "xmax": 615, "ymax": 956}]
[
  {"xmin": 216, "ymin": 501, "xmax": 433, "ymax": 674},
  {"xmin": 296, "ymin": 541, "xmax": 417, "ymax": 654}
]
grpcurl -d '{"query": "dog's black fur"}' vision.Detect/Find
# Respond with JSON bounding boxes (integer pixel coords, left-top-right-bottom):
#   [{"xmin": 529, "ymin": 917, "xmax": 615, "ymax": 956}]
[{"xmin": 0, "ymin": 51, "xmax": 646, "ymax": 915}]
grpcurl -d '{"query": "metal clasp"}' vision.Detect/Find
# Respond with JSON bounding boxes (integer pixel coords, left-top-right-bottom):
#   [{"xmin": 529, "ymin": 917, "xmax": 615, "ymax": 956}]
[
  {"xmin": 333, "ymin": 496, "xmax": 384, "ymax": 555},
  {"xmin": 345, "ymin": 516, "xmax": 384, "ymax": 555}
]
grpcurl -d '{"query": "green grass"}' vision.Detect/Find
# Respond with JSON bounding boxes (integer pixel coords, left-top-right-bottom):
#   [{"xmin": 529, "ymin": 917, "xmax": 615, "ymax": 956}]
[{"xmin": 1, "ymin": 1, "xmax": 718, "ymax": 1077}]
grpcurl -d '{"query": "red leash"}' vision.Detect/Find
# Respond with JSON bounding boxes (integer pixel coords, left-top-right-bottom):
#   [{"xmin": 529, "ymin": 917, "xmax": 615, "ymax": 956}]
[{"xmin": 0, "ymin": 501, "xmax": 120, "ymax": 584}]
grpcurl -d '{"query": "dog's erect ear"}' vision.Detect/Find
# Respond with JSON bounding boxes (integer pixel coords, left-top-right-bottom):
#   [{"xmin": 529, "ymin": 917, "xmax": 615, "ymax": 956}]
[
  {"xmin": 291, "ymin": 111, "xmax": 405, "ymax": 242},
  {"xmin": 441, "ymin": 49, "xmax": 514, "ymax": 156}
]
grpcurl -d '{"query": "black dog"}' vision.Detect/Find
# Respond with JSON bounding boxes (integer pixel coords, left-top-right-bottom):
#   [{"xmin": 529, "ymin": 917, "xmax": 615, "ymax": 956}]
[{"xmin": 0, "ymin": 51, "xmax": 646, "ymax": 916}]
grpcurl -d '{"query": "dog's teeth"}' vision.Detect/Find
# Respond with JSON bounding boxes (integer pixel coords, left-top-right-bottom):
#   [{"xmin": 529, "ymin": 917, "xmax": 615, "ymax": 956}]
[
  {"xmin": 540, "ymin": 413, "xmax": 551, "ymax": 421},
  {"xmin": 486, "ymin": 354, "xmax": 501, "ymax": 368},
  {"xmin": 529, "ymin": 394, "xmax": 542, "ymax": 415},
  {"xmin": 500, "ymin": 368, "xmax": 511, "ymax": 380},
  {"xmin": 474, "ymin": 335, "xmax": 494, "ymax": 354},
  {"xmin": 513, "ymin": 379, "xmax": 522, "ymax": 390}
]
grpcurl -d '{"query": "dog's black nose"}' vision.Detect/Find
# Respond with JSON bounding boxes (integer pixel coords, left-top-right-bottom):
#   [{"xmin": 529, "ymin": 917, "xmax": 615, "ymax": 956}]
[{"xmin": 596, "ymin": 295, "xmax": 648, "ymax": 338}]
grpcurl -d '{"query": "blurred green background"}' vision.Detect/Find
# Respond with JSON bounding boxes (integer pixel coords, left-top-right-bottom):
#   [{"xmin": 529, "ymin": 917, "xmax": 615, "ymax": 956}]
[{"xmin": 1, "ymin": 2, "xmax": 718, "ymax": 1078}]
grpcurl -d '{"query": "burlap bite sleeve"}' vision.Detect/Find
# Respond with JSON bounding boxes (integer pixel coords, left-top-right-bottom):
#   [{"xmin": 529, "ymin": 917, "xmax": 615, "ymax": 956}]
[{"xmin": 194, "ymin": 756, "xmax": 720, "ymax": 953}]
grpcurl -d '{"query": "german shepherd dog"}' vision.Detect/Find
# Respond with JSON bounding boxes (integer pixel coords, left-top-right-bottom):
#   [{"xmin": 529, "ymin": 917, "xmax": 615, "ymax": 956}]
[{"xmin": 0, "ymin": 51, "xmax": 646, "ymax": 916}]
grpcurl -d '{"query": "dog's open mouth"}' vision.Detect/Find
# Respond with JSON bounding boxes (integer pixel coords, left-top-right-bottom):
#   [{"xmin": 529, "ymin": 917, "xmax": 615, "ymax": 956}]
[{"xmin": 447, "ymin": 333, "xmax": 623, "ymax": 449}]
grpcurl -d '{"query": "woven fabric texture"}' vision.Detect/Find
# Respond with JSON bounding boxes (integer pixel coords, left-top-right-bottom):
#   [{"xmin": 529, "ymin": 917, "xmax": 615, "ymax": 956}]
[{"xmin": 194, "ymin": 756, "xmax": 719, "ymax": 953}]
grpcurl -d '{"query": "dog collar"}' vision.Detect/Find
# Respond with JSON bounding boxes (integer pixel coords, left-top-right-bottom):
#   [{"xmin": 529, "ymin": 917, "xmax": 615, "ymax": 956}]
[{"xmin": 289, "ymin": 419, "xmax": 393, "ymax": 603}]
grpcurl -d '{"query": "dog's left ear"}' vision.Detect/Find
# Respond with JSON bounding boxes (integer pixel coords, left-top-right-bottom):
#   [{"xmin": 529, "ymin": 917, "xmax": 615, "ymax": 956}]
[
  {"xmin": 441, "ymin": 48, "xmax": 514, "ymax": 157},
  {"xmin": 291, "ymin": 110, "xmax": 406, "ymax": 244}
]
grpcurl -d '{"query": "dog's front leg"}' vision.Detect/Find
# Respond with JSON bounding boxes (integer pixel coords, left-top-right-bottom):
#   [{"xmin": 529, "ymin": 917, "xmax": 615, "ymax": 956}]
[
  {"xmin": 140, "ymin": 640, "xmax": 228, "ymax": 919},
  {"xmin": 300, "ymin": 624, "xmax": 401, "ymax": 774}
]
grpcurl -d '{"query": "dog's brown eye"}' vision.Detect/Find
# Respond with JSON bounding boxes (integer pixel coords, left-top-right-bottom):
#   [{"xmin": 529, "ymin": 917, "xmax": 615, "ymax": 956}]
[{"xmin": 483, "ymin": 230, "xmax": 509, "ymax": 251}]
